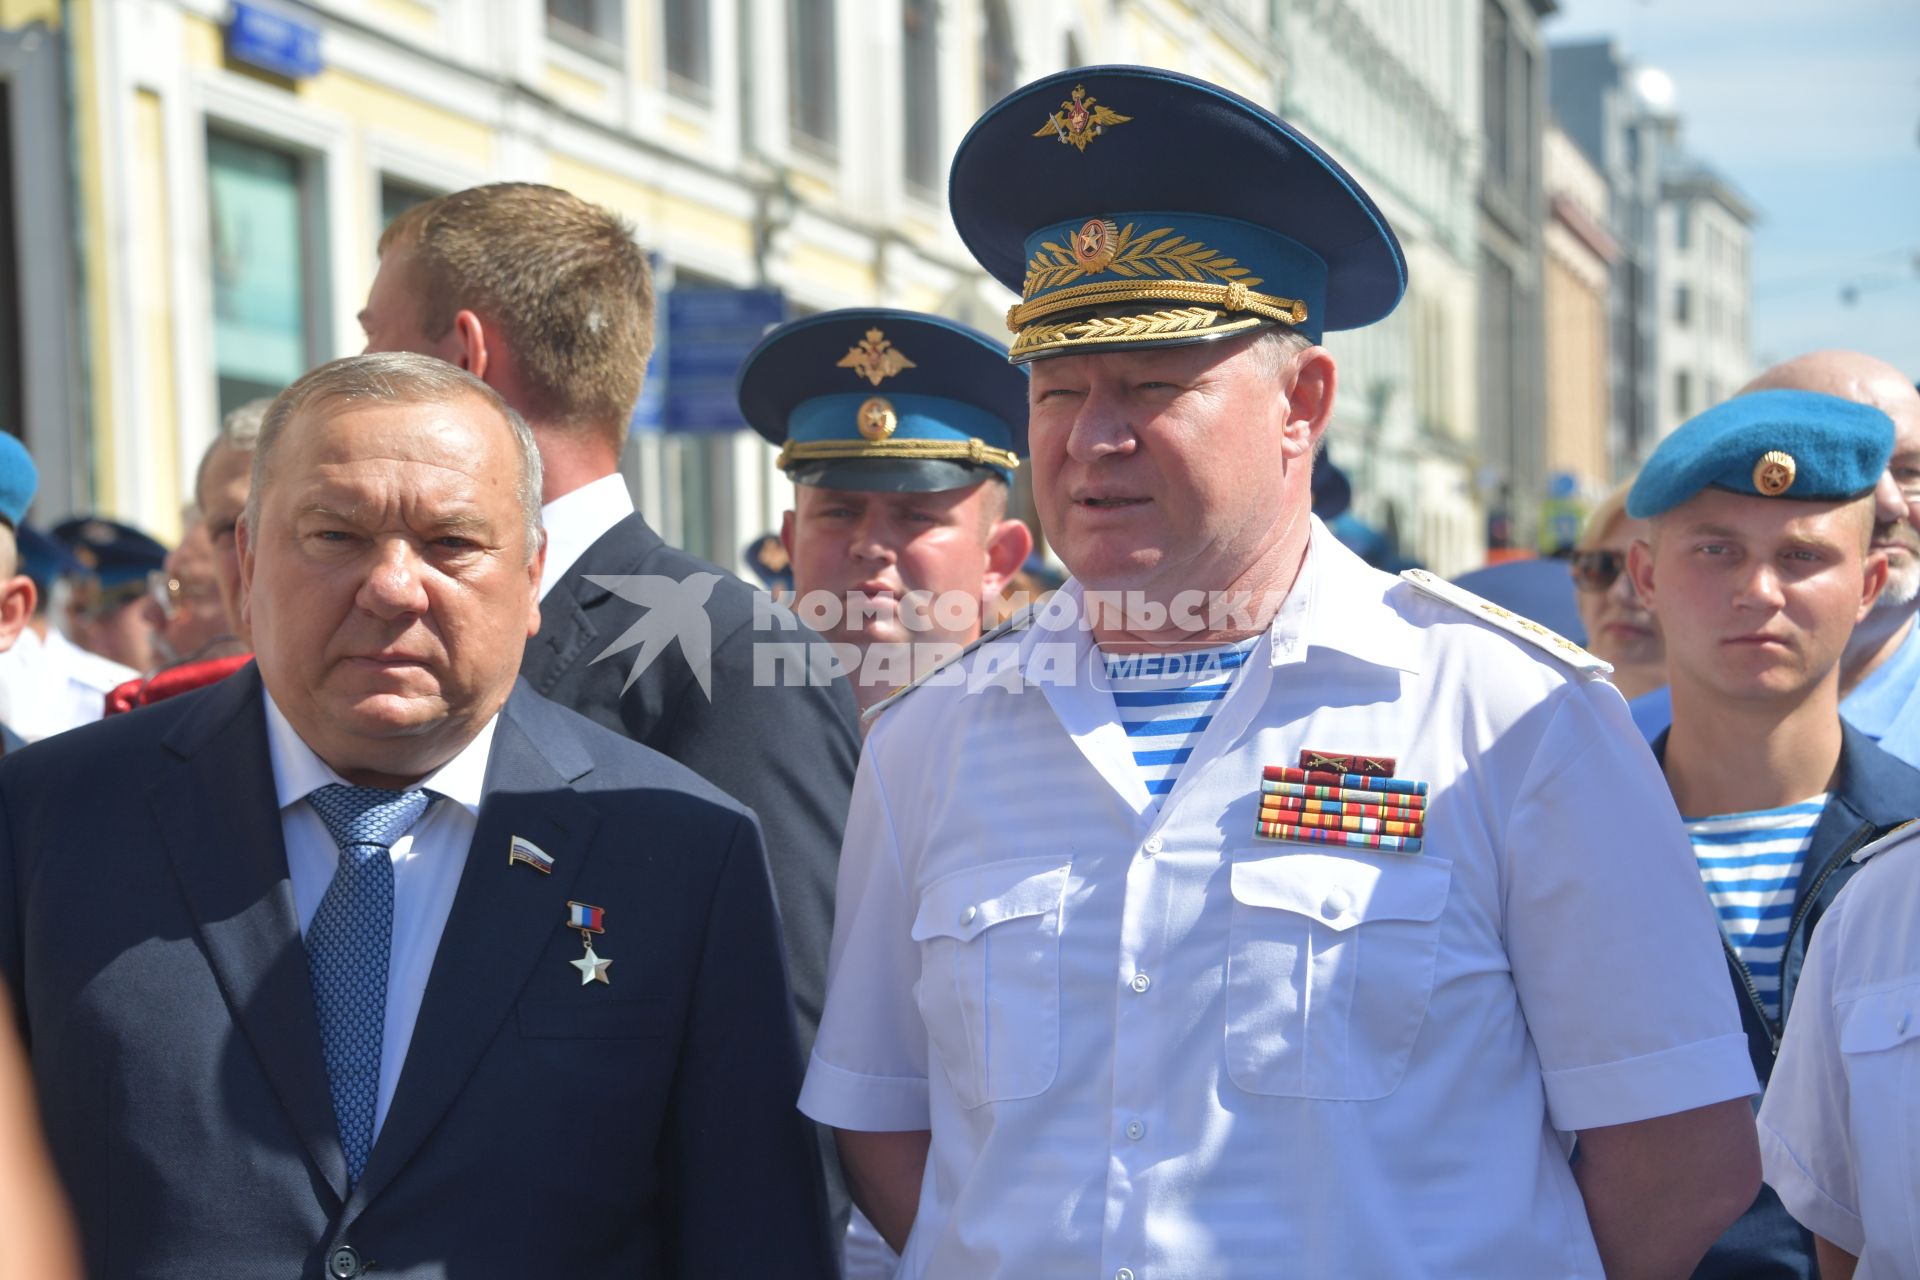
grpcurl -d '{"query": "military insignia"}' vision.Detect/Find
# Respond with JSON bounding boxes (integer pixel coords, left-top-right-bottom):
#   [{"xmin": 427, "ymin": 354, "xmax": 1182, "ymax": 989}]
[
  {"xmin": 1070, "ymin": 218, "xmax": 1121, "ymax": 272},
  {"xmin": 836, "ymin": 328, "xmax": 917, "ymax": 386},
  {"xmin": 1253, "ymin": 757, "xmax": 1430, "ymax": 854},
  {"xmin": 1399, "ymin": 569, "xmax": 1613, "ymax": 678},
  {"xmin": 507, "ymin": 834, "xmax": 554, "ymax": 874},
  {"xmin": 566, "ymin": 901, "xmax": 611, "ymax": 985},
  {"xmin": 1753, "ymin": 450, "xmax": 1796, "ymax": 497},
  {"xmin": 1033, "ymin": 83, "xmax": 1132, "ymax": 151},
  {"xmin": 857, "ymin": 396, "xmax": 898, "ymax": 442}
]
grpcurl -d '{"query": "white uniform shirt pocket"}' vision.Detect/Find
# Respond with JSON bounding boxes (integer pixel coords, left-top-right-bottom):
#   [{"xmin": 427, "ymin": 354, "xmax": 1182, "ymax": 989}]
[
  {"xmin": 910, "ymin": 857, "xmax": 1071, "ymax": 1110},
  {"xmin": 1226, "ymin": 851, "xmax": 1452, "ymax": 1100}
]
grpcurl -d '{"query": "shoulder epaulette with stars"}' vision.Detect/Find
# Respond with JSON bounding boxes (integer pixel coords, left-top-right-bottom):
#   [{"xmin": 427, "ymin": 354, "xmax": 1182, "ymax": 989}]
[
  {"xmin": 1397, "ymin": 569, "xmax": 1612, "ymax": 679},
  {"xmin": 860, "ymin": 606, "xmax": 1039, "ymax": 727}
]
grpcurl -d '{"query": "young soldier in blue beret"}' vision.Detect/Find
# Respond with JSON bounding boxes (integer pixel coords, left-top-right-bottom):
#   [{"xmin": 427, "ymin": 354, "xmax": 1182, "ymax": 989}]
[
  {"xmin": 740, "ymin": 310, "xmax": 1033, "ymax": 718},
  {"xmin": 1625, "ymin": 388, "xmax": 1920, "ymax": 1280},
  {"xmin": 801, "ymin": 65, "xmax": 1761, "ymax": 1279}
]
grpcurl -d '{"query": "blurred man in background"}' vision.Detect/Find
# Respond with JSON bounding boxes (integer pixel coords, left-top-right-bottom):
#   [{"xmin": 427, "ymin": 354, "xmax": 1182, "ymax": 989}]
[{"xmin": 53, "ymin": 517, "xmax": 164, "ymax": 675}]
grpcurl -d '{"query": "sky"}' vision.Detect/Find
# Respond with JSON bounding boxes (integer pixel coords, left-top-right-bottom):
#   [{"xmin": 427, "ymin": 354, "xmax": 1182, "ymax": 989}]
[{"xmin": 1544, "ymin": 0, "xmax": 1920, "ymax": 377}]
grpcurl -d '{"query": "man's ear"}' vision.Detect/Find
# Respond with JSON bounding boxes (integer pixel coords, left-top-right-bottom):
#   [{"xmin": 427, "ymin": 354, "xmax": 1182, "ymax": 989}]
[
  {"xmin": 0, "ymin": 574, "xmax": 35, "ymax": 653},
  {"xmin": 1281, "ymin": 346, "xmax": 1337, "ymax": 460},
  {"xmin": 1627, "ymin": 538, "xmax": 1658, "ymax": 615},
  {"xmin": 779, "ymin": 509, "xmax": 797, "ymax": 564},
  {"xmin": 451, "ymin": 309, "xmax": 490, "ymax": 382},
  {"xmin": 525, "ymin": 527, "xmax": 547, "ymax": 639},
  {"xmin": 980, "ymin": 517, "xmax": 1033, "ymax": 600},
  {"xmin": 1858, "ymin": 547, "xmax": 1890, "ymax": 623}
]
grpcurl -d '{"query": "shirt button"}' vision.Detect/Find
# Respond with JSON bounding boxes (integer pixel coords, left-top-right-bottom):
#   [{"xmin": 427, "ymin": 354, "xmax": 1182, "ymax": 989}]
[
  {"xmin": 1129, "ymin": 973, "xmax": 1151, "ymax": 994},
  {"xmin": 960, "ymin": 904, "xmax": 978, "ymax": 926},
  {"xmin": 1143, "ymin": 835, "xmax": 1163, "ymax": 856},
  {"xmin": 1125, "ymin": 1119, "xmax": 1146, "ymax": 1141},
  {"xmin": 1321, "ymin": 889, "xmax": 1351, "ymax": 920},
  {"xmin": 1116, "ymin": 1269, "xmax": 1136, "ymax": 1280}
]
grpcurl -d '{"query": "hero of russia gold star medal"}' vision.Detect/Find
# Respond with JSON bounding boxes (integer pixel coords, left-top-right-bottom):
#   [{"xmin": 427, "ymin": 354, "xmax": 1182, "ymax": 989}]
[{"xmin": 566, "ymin": 901, "xmax": 611, "ymax": 985}]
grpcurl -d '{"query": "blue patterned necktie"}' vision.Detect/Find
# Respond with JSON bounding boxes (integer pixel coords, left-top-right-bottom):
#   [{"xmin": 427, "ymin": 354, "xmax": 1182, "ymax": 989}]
[{"xmin": 304, "ymin": 783, "xmax": 431, "ymax": 1187}]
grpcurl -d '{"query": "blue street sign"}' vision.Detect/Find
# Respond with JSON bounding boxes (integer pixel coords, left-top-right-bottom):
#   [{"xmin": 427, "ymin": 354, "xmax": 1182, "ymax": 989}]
[
  {"xmin": 226, "ymin": 3, "xmax": 323, "ymax": 81},
  {"xmin": 657, "ymin": 286, "xmax": 785, "ymax": 433}
]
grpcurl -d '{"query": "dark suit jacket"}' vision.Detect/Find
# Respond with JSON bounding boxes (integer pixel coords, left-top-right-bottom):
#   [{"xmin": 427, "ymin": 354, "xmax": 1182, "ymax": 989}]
[
  {"xmin": 521, "ymin": 512, "xmax": 860, "ymax": 1058},
  {"xmin": 1656, "ymin": 721, "xmax": 1920, "ymax": 1280},
  {"xmin": 0, "ymin": 668, "xmax": 835, "ymax": 1279}
]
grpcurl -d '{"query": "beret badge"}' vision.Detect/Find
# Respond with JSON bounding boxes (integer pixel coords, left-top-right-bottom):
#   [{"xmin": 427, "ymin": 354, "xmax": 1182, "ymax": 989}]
[{"xmin": 1753, "ymin": 450, "xmax": 1797, "ymax": 497}]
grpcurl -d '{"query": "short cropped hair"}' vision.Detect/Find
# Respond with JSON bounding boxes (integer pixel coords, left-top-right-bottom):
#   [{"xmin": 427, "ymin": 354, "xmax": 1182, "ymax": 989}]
[
  {"xmin": 379, "ymin": 183, "xmax": 655, "ymax": 439},
  {"xmin": 245, "ymin": 352, "xmax": 544, "ymax": 561}
]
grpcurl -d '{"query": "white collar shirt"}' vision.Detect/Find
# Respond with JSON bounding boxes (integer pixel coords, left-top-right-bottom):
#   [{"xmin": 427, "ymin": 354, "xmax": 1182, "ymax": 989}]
[
  {"xmin": 801, "ymin": 520, "xmax": 1757, "ymax": 1279},
  {"xmin": 1758, "ymin": 826, "xmax": 1920, "ymax": 1275},
  {"xmin": 537, "ymin": 472, "xmax": 634, "ymax": 601},
  {"xmin": 264, "ymin": 691, "xmax": 498, "ymax": 1139},
  {"xmin": 0, "ymin": 625, "xmax": 137, "ymax": 740}
]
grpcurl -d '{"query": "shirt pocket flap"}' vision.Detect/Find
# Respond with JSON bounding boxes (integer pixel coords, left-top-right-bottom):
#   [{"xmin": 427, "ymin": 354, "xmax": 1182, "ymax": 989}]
[
  {"xmin": 1231, "ymin": 851, "xmax": 1450, "ymax": 933},
  {"xmin": 912, "ymin": 857, "xmax": 1071, "ymax": 943},
  {"xmin": 1838, "ymin": 982, "xmax": 1920, "ymax": 1056}
]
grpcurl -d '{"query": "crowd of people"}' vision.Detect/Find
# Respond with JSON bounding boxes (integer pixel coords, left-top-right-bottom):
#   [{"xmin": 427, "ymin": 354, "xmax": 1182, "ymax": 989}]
[{"xmin": 0, "ymin": 62, "xmax": 1915, "ymax": 1280}]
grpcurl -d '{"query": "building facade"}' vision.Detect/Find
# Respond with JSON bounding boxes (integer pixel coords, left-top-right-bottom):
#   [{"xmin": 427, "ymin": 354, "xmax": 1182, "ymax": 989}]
[
  {"xmin": 4, "ymin": 0, "xmax": 1494, "ymax": 575},
  {"xmin": 1541, "ymin": 120, "xmax": 1614, "ymax": 496},
  {"xmin": 1476, "ymin": 0, "xmax": 1553, "ymax": 551},
  {"xmin": 1655, "ymin": 157, "xmax": 1755, "ymax": 435},
  {"xmin": 1275, "ymin": 0, "xmax": 1484, "ymax": 576}
]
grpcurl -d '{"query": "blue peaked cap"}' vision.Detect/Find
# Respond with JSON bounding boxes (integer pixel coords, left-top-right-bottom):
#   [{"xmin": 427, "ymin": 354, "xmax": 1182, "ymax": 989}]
[
  {"xmin": 1628, "ymin": 389, "xmax": 1895, "ymax": 519},
  {"xmin": 738, "ymin": 309, "xmax": 1028, "ymax": 493},
  {"xmin": 950, "ymin": 65, "xmax": 1406, "ymax": 361}
]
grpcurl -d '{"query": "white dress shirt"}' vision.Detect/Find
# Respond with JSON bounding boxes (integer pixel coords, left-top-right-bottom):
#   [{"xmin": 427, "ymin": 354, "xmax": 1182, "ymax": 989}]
[
  {"xmin": 264, "ymin": 692, "xmax": 498, "ymax": 1138},
  {"xmin": 537, "ymin": 472, "xmax": 635, "ymax": 601},
  {"xmin": 0, "ymin": 625, "xmax": 137, "ymax": 740},
  {"xmin": 801, "ymin": 521, "xmax": 1758, "ymax": 1279},
  {"xmin": 1759, "ymin": 822, "xmax": 1920, "ymax": 1276}
]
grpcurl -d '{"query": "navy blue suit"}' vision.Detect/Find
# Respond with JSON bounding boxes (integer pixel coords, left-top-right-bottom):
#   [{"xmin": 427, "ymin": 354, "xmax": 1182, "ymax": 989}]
[{"xmin": 0, "ymin": 667, "xmax": 834, "ymax": 1279}]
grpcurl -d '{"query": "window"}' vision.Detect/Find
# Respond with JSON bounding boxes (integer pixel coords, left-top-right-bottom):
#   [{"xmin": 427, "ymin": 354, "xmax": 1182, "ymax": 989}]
[
  {"xmin": 664, "ymin": 0, "xmax": 710, "ymax": 96},
  {"xmin": 789, "ymin": 0, "xmax": 837, "ymax": 155},
  {"xmin": 1674, "ymin": 370, "xmax": 1692, "ymax": 418},
  {"xmin": 1673, "ymin": 203, "xmax": 1691, "ymax": 250},
  {"xmin": 379, "ymin": 176, "xmax": 436, "ymax": 233},
  {"xmin": 1481, "ymin": 0, "xmax": 1509, "ymax": 188},
  {"xmin": 902, "ymin": 0, "xmax": 939, "ymax": 195},
  {"xmin": 547, "ymin": 0, "xmax": 622, "ymax": 61},
  {"xmin": 981, "ymin": 0, "xmax": 1016, "ymax": 107},
  {"xmin": 207, "ymin": 131, "xmax": 322, "ymax": 416},
  {"xmin": 1673, "ymin": 284, "xmax": 1691, "ymax": 327}
]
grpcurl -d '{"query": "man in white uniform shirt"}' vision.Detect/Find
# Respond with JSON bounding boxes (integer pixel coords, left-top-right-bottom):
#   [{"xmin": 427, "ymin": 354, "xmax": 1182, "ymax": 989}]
[{"xmin": 799, "ymin": 66, "xmax": 1763, "ymax": 1279}]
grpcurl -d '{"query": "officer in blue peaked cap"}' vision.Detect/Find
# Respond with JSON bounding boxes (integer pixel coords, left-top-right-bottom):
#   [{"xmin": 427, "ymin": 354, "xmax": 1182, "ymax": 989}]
[
  {"xmin": 51, "ymin": 515, "xmax": 165, "ymax": 675},
  {"xmin": 802, "ymin": 65, "xmax": 1774, "ymax": 1280},
  {"xmin": 738, "ymin": 309, "xmax": 1033, "ymax": 715}
]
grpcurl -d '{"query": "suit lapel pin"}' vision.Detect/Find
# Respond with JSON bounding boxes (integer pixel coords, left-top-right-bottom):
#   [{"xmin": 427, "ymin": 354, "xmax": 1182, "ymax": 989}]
[
  {"xmin": 1255, "ymin": 749, "xmax": 1430, "ymax": 854},
  {"xmin": 508, "ymin": 834, "xmax": 554, "ymax": 874},
  {"xmin": 566, "ymin": 901, "xmax": 612, "ymax": 985}
]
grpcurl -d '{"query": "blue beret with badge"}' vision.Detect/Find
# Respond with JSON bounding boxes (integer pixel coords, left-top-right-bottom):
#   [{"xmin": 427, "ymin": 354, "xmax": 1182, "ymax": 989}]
[
  {"xmin": 51, "ymin": 516, "xmax": 167, "ymax": 588},
  {"xmin": 1627, "ymin": 389, "xmax": 1895, "ymax": 520},
  {"xmin": 0, "ymin": 432, "xmax": 36, "ymax": 529},
  {"xmin": 738, "ymin": 308, "xmax": 1028, "ymax": 493},
  {"xmin": 949, "ymin": 65, "xmax": 1406, "ymax": 362}
]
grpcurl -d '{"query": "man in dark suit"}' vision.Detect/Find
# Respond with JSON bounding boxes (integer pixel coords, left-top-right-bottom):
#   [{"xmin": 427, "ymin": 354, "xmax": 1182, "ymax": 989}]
[
  {"xmin": 0, "ymin": 353, "xmax": 834, "ymax": 1278},
  {"xmin": 359, "ymin": 184, "xmax": 859, "ymax": 1097}
]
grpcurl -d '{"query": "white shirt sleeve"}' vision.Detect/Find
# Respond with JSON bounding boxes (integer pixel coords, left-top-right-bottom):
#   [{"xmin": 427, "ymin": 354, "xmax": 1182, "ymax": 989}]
[
  {"xmin": 798, "ymin": 743, "xmax": 932, "ymax": 1131},
  {"xmin": 1500, "ymin": 683, "xmax": 1759, "ymax": 1132},
  {"xmin": 1757, "ymin": 889, "xmax": 1865, "ymax": 1254}
]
